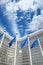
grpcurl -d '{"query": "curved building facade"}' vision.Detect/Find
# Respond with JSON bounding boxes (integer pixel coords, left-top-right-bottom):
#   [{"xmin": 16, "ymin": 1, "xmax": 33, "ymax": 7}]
[
  {"xmin": 0, "ymin": 30, "xmax": 15, "ymax": 65},
  {"xmin": 0, "ymin": 29, "xmax": 43, "ymax": 65}
]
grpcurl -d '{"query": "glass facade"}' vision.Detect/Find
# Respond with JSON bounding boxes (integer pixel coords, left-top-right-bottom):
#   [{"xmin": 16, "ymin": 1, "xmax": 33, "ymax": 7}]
[
  {"xmin": 0, "ymin": 29, "xmax": 43, "ymax": 65},
  {"xmin": 29, "ymin": 31, "xmax": 43, "ymax": 65},
  {"xmin": 16, "ymin": 41, "xmax": 30, "ymax": 65},
  {"xmin": 0, "ymin": 33, "xmax": 15, "ymax": 65}
]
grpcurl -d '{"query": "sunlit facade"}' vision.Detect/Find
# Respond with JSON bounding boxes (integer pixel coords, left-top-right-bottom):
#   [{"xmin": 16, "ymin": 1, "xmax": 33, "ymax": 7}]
[
  {"xmin": 0, "ymin": 29, "xmax": 43, "ymax": 65},
  {"xmin": 0, "ymin": 30, "xmax": 15, "ymax": 65},
  {"xmin": 29, "ymin": 29, "xmax": 43, "ymax": 65},
  {"xmin": 16, "ymin": 29, "xmax": 43, "ymax": 65}
]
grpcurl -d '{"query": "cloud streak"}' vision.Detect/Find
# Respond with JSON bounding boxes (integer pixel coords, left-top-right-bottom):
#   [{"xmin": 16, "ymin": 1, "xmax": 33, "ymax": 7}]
[
  {"xmin": 29, "ymin": 15, "xmax": 43, "ymax": 31},
  {"xmin": 29, "ymin": 0, "xmax": 43, "ymax": 32},
  {"xmin": 0, "ymin": 0, "xmax": 43, "ymax": 38},
  {"xmin": 3, "ymin": 0, "xmax": 34, "ymax": 37}
]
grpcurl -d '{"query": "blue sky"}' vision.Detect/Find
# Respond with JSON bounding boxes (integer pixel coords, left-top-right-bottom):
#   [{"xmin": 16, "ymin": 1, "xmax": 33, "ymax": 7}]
[{"xmin": 0, "ymin": 0, "xmax": 43, "ymax": 38}]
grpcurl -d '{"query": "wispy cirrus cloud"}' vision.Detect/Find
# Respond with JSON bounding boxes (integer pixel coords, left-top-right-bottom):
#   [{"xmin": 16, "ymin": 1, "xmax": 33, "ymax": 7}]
[
  {"xmin": 0, "ymin": 0, "xmax": 43, "ymax": 38},
  {"xmin": 5, "ymin": 0, "xmax": 34, "ymax": 12},
  {"xmin": 2, "ymin": 0, "xmax": 34, "ymax": 37},
  {"xmin": 17, "ymin": 0, "xmax": 34, "ymax": 11},
  {"xmin": 0, "ymin": 0, "xmax": 20, "ymax": 38},
  {"xmin": 0, "ymin": 0, "xmax": 9, "ymax": 5},
  {"xmin": 29, "ymin": 15, "xmax": 43, "ymax": 31},
  {"xmin": 29, "ymin": 0, "xmax": 43, "ymax": 32},
  {"xmin": 35, "ymin": 0, "xmax": 43, "ymax": 9}
]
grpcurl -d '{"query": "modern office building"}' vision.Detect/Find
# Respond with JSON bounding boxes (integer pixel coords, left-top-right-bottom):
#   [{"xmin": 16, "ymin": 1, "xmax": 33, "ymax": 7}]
[
  {"xmin": 0, "ymin": 30, "xmax": 16, "ymax": 65},
  {"xmin": 29, "ymin": 29, "xmax": 43, "ymax": 65},
  {"xmin": 0, "ymin": 29, "xmax": 43, "ymax": 65}
]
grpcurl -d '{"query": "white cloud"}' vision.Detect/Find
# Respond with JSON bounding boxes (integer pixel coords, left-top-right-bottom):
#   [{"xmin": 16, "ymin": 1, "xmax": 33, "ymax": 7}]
[
  {"xmin": 41, "ymin": 10, "xmax": 43, "ymax": 15},
  {"xmin": 29, "ymin": 15, "xmax": 43, "ymax": 31},
  {"xmin": 5, "ymin": 12, "xmax": 20, "ymax": 38},
  {"xmin": 0, "ymin": 0, "xmax": 9, "ymax": 5},
  {"xmin": 31, "ymin": 2, "xmax": 40, "ymax": 11},
  {"xmin": 1, "ymin": 0, "xmax": 43, "ymax": 38},
  {"xmin": 1, "ymin": 1, "xmax": 20, "ymax": 38},
  {"xmin": 4, "ymin": 0, "xmax": 34, "ymax": 38},
  {"xmin": 0, "ymin": 1, "xmax": 20, "ymax": 38},
  {"xmin": 35, "ymin": 0, "xmax": 43, "ymax": 9},
  {"xmin": 1, "ymin": 0, "xmax": 43, "ymax": 12},
  {"xmin": 5, "ymin": 2, "xmax": 19, "ymax": 13},
  {"xmin": 5, "ymin": 0, "xmax": 34, "ymax": 13},
  {"xmin": 0, "ymin": 25, "xmax": 6, "ymax": 32},
  {"xmin": 17, "ymin": 0, "xmax": 34, "ymax": 11},
  {"xmin": 29, "ymin": 0, "xmax": 43, "ymax": 31}
]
